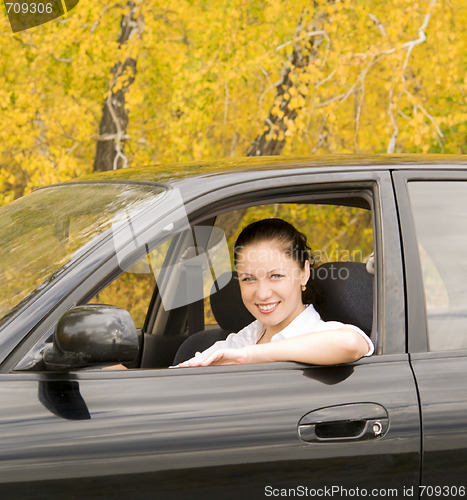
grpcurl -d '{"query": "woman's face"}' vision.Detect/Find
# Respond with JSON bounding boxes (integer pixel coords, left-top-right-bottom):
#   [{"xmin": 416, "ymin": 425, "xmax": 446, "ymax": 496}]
[{"xmin": 236, "ymin": 241, "xmax": 310, "ymax": 335}]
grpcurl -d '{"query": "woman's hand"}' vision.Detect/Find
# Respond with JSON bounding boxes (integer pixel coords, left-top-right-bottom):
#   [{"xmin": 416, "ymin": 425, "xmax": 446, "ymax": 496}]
[{"xmin": 177, "ymin": 347, "xmax": 251, "ymax": 367}]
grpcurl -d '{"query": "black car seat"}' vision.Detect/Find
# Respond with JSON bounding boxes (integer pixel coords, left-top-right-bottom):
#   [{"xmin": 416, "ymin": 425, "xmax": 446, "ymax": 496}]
[
  {"xmin": 173, "ymin": 272, "xmax": 255, "ymax": 364},
  {"xmin": 173, "ymin": 261, "xmax": 374, "ymax": 364},
  {"xmin": 311, "ymin": 261, "xmax": 374, "ymax": 336}
]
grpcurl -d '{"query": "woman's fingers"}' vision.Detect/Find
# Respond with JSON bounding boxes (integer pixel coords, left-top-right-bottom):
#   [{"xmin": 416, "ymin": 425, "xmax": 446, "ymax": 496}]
[
  {"xmin": 201, "ymin": 348, "xmax": 249, "ymax": 365},
  {"xmin": 176, "ymin": 348, "xmax": 249, "ymax": 367}
]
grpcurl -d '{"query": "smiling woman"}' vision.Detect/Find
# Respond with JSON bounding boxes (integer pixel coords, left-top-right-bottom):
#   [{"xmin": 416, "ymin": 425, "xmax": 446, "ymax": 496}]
[
  {"xmin": 176, "ymin": 218, "xmax": 374, "ymax": 367},
  {"xmin": 235, "ymin": 218, "xmax": 312, "ymax": 340}
]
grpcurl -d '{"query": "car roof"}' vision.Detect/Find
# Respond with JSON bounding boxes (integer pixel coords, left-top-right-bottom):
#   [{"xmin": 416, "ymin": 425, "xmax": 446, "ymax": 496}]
[
  {"xmin": 77, "ymin": 153, "xmax": 467, "ymax": 183},
  {"xmin": 56, "ymin": 154, "xmax": 467, "ymax": 204}
]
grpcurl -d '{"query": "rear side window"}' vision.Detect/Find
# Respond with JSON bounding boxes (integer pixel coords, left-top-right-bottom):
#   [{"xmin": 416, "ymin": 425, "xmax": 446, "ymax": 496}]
[{"xmin": 408, "ymin": 181, "xmax": 467, "ymax": 351}]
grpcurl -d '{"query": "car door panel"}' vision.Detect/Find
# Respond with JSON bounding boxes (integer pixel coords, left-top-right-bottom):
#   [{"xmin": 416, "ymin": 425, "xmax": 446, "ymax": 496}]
[
  {"xmin": 410, "ymin": 354, "xmax": 467, "ymax": 487},
  {"xmin": 1, "ymin": 357, "xmax": 420, "ymax": 499}
]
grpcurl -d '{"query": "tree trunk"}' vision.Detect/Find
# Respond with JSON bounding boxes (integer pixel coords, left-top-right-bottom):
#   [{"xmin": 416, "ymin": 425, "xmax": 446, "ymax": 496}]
[
  {"xmin": 216, "ymin": 12, "xmax": 331, "ymax": 241},
  {"xmin": 93, "ymin": 2, "xmax": 143, "ymax": 172},
  {"xmin": 247, "ymin": 12, "xmax": 328, "ymax": 157}
]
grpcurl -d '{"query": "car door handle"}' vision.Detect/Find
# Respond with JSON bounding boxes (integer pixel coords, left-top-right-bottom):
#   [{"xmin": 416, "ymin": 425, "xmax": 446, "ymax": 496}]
[{"xmin": 298, "ymin": 403, "xmax": 389, "ymax": 443}]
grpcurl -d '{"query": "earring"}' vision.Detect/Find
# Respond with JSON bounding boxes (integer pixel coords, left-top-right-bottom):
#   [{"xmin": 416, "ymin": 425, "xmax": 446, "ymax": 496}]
[{"xmin": 301, "ymin": 285, "xmax": 306, "ymax": 291}]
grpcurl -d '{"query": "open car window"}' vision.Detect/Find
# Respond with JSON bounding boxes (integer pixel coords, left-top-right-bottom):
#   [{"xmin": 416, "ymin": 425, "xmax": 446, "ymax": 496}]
[{"xmin": 204, "ymin": 203, "xmax": 373, "ymax": 327}]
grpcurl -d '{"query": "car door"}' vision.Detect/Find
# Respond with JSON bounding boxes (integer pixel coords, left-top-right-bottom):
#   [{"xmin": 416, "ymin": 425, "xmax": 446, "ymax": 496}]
[
  {"xmin": 0, "ymin": 169, "xmax": 421, "ymax": 499},
  {"xmin": 394, "ymin": 170, "xmax": 467, "ymax": 493}
]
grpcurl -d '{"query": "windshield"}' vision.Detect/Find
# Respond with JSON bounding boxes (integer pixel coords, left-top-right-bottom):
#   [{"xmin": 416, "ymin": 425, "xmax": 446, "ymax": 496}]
[{"xmin": 0, "ymin": 182, "xmax": 166, "ymax": 321}]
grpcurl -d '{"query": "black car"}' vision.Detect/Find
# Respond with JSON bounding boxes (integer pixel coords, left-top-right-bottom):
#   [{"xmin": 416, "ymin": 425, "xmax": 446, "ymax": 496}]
[{"xmin": 1, "ymin": 155, "xmax": 466, "ymax": 499}]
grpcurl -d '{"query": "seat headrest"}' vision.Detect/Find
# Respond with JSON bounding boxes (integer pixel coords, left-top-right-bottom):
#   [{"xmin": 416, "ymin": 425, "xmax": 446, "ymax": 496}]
[
  {"xmin": 311, "ymin": 262, "xmax": 373, "ymax": 335},
  {"xmin": 210, "ymin": 272, "xmax": 255, "ymax": 333}
]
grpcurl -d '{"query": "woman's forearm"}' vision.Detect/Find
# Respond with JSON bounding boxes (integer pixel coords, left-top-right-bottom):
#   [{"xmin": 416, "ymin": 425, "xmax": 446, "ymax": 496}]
[
  {"xmin": 176, "ymin": 328, "xmax": 370, "ymax": 367},
  {"xmin": 243, "ymin": 328, "xmax": 370, "ymax": 365}
]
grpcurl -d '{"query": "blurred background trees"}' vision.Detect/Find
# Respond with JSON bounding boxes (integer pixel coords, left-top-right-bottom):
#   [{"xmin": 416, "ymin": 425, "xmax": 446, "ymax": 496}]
[{"xmin": 1, "ymin": 0, "xmax": 465, "ymax": 204}]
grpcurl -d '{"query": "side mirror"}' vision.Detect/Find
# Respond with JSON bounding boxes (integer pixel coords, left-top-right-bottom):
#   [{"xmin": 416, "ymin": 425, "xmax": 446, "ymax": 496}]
[{"xmin": 43, "ymin": 305, "xmax": 139, "ymax": 370}]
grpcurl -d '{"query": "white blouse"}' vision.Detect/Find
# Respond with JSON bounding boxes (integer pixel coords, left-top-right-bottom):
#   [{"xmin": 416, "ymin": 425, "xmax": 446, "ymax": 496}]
[{"xmin": 193, "ymin": 304, "xmax": 374, "ymax": 360}]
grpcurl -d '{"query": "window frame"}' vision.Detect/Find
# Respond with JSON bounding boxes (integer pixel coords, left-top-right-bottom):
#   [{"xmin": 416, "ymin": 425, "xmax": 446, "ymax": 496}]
[{"xmin": 145, "ymin": 170, "xmax": 403, "ymax": 361}]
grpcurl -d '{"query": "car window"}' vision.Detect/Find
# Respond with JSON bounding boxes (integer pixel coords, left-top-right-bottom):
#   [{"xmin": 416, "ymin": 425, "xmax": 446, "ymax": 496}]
[
  {"xmin": 0, "ymin": 183, "xmax": 166, "ymax": 324},
  {"xmin": 408, "ymin": 181, "xmax": 467, "ymax": 351},
  {"xmin": 205, "ymin": 203, "xmax": 374, "ymax": 326}
]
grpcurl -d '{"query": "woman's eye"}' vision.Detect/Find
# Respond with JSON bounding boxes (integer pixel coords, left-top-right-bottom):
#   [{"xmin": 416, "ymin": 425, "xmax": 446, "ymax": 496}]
[
  {"xmin": 271, "ymin": 274, "xmax": 284, "ymax": 279},
  {"xmin": 241, "ymin": 277, "xmax": 255, "ymax": 282}
]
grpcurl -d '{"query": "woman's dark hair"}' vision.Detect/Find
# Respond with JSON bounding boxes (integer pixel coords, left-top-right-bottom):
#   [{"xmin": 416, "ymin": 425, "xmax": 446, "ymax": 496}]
[
  {"xmin": 234, "ymin": 218, "xmax": 311, "ymax": 268},
  {"xmin": 234, "ymin": 218, "xmax": 320, "ymax": 304}
]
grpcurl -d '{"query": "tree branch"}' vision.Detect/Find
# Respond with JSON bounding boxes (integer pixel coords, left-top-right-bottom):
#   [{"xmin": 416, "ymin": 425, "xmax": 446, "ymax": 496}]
[{"xmin": 387, "ymin": 0, "xmax": 437, "ymax": 152}]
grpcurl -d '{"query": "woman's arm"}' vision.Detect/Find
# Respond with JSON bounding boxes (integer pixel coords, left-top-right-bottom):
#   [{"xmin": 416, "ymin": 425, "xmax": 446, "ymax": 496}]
[{"xmin": 177, "ymin": 328, "xmax": 370, "ymax": 367}]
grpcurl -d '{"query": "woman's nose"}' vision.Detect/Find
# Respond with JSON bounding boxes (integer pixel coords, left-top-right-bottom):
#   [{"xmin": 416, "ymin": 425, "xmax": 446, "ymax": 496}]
[{"xmin": 255, "ymin": 279, "xmax": 273, "ymax": 300}]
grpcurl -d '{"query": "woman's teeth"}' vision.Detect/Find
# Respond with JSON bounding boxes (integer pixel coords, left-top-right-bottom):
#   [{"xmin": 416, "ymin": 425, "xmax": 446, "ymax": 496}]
[{"xmin": 257, "ymin": 302, "xmax": 279, "ymax": 312}]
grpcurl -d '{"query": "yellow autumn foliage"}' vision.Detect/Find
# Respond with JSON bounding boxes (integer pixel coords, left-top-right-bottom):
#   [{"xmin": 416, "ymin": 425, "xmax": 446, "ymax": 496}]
[{"xmin": 0, "ymin": 0, "xmax": 465, "ymax": 204}]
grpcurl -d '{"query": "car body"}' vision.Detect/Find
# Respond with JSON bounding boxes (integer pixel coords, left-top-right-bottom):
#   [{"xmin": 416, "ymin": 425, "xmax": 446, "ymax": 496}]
[{"xmin": 1, "ymin": 154, "xmax": 467, "ymax": 499}]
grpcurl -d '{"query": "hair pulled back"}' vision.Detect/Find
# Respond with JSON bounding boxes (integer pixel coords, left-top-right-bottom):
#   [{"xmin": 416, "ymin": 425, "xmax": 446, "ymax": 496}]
[{"xmin": 234, "ymin": 218, "xmax": 312, "ymax": 268}]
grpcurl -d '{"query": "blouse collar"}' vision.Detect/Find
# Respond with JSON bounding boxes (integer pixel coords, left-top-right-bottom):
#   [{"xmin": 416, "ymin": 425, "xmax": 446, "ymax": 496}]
[{"xmin": 240, "ymin": 304, "xmax": 322, "ymax": 343}]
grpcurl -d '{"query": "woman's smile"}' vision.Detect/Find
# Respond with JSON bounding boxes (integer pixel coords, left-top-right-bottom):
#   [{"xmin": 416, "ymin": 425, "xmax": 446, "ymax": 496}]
[{"xmin": 256, "ymin": 301, "xmax": 280, "ymax": 314}]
